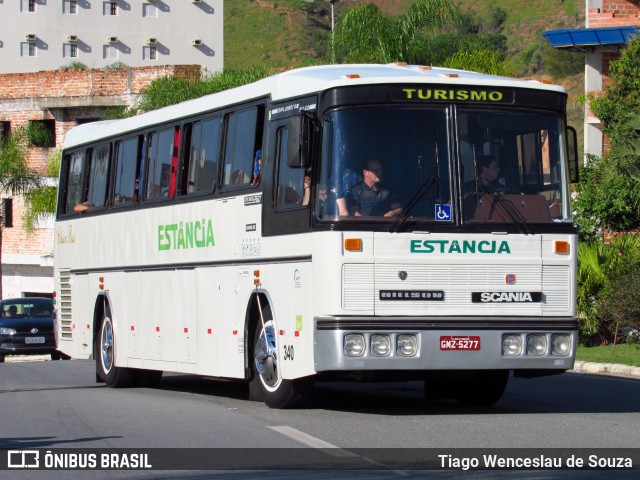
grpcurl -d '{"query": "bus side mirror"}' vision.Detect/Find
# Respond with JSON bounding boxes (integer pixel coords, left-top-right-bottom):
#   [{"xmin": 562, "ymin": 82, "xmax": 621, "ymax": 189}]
[
  {"xmin": 567, "ymin": 126, "xmax": 579, "ymax": 184},
  {"xmin": 287, "ymin": 113, "xmax": 313, "ymax": 168}
]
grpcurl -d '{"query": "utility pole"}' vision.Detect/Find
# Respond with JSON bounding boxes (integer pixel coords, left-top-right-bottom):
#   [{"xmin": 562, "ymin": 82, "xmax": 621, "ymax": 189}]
[{"xmin": 330, "ymin": 0, "xmax": 336, "ymax": 64}]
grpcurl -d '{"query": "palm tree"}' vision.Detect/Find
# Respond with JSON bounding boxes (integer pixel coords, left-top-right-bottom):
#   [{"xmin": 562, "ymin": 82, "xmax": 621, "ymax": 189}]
[{"xmin": 0, "ymin": 126, "xmax": 43, "ymax": 298}]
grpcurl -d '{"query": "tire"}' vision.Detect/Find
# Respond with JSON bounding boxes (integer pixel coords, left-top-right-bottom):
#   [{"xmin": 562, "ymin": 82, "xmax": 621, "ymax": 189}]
[
  {"xmin": 96, "ymin": 305, "xmax": 134, "ymax": 388},
  {"xmin": 454, "ymin": 370, "xmax": 509, "ymax": 406},
  {"xmin": 0, "ymin": 355, "xmax": 4, "ymax": 363},
  {"xmin": 249, "ymin": 305, "xmax": 311, "ymax": 409},
  {"xmin": 51, "ymin": 351, "xmax": 61, "ymax": 361}
]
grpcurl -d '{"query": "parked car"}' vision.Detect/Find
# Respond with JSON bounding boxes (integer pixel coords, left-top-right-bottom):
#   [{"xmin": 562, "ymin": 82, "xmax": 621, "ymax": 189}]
[{"xmin": 0, "ymin": 297, "xmax": 61, "ymax": 363}]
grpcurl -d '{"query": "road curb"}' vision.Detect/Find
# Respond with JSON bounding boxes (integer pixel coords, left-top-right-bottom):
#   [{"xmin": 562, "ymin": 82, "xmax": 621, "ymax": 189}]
[{"xmin": 571, "ymin": 361, "xmax": 640, "ymax": 379}]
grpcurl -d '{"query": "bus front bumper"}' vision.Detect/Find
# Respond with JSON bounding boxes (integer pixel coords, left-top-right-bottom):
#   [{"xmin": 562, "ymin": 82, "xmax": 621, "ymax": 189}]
[{"xmin": 314, "ymin": 316, "xmax": 578, "ymax": 372}]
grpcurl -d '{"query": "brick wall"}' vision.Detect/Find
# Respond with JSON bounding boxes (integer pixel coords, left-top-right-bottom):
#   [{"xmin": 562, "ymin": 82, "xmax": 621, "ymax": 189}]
[
  {"xmin": 0, "ymin": 65, "xmax": 201, "ymax": 262},
  {"xmin": 0, "ymin": 65, "xmax": 201, "ymax": 100},
  {"xmin": 589, "ymin": 1, "xmax": 640, "ymax": 27}
]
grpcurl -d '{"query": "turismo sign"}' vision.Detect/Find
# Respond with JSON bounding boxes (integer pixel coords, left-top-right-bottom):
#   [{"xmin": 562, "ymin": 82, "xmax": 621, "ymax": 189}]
[{"xmin": 392, "ymin": 86, "xmax": 513, "ymax": 104}]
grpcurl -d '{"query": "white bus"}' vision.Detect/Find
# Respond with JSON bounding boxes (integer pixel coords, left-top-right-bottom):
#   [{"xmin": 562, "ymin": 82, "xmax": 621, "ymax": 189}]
[{"xmin": 54, "ymin": 64, "xmax": 579, "ymax": 408}]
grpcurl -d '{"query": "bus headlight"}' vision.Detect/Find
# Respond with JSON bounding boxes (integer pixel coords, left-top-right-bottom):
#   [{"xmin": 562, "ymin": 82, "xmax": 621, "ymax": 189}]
[
  {"xmin": 551, "ymin": 334, "xmax": 571, "ymax": 356},
  {"xmin": 527, "ymin": 335, "xmax": 547, "ymax": 356},
  {"xmin": 397, "ymin": 335, "xmax": 417, "ymax": 357},
  {"xmin": 344, "ymin": 334, "xmax": 365, "ymax": 357},
  {"xmin": 502, "ymin": 335, "xmax": 522, "ymax": 356},
  {"xmin": 371, "ymin": 335, "xmax": 391, "ymax": 357},
  {"xmin": 0, "ymin": 327, "xmax": 16, "ymax": 335}
]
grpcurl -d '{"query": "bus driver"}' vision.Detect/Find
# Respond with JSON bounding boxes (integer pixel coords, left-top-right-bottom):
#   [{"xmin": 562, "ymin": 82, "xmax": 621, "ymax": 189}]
[{"xmin": 347, "ymin": 159, "xmax": 402, "ymax": 217}]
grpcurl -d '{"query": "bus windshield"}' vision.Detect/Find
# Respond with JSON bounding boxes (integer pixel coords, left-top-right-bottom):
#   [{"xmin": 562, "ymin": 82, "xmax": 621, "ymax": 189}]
[
  {"xmin": 459, "ymin": 110, "xmax": 570, "ymax": 225},
  {"xmin": 317, "ymin": 107, "xmax": 451, "ymax": 222},
  {"xmin": 317, "ymin": 107, "xmax": 571, "ymax": 226}
]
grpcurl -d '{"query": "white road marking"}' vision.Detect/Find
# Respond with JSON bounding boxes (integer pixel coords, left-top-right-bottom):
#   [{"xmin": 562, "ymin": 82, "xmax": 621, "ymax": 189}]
[{"xmin": 268, "ymin": 425, "xmax": 410, "ymax": 476}]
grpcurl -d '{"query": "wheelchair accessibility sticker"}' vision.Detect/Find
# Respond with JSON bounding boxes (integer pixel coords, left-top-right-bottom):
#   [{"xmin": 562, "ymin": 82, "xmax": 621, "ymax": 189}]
[{"xmin": 435, "ymin": 204, "xmax": 451, "ymax": 221}]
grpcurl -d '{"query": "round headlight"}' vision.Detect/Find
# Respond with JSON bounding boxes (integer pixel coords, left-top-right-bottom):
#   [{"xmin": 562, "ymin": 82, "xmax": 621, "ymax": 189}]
[
  {"xmin": 371, "ymin": 334, "xmax": 391, "ymax": 356},
  {"xmin": 527, "ymin": 334, "xmax": 547, "ymax": 356},
  {"xmin": 344, "ymin": 334, "xmax": 365, "ymax": 357},
  {"xmin": 551, "ymin": 334, "xmax": 571, "ymax": 356},
  {"xmin": 397, "ymin": 335, "xmax": 417, "ymax": 357},
  {"xmin": 503, "ymin": 335, "xmax": 522, "ymax": 356}
]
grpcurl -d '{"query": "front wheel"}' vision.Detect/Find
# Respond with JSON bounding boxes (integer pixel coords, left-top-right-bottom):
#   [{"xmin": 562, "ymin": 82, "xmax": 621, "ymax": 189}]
[
  {"xmin": 96, "ymin": 306, "xmax": 134, "ymax": 388},
  {"xmin": 249, "ymin": 307, "xmax": 311, "ymax": 409}
]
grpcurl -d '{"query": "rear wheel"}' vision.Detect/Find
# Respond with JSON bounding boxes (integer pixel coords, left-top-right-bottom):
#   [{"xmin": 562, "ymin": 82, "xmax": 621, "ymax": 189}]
[
  {"xmin": 96, "ymin": 305, "xmax": 134, "ymax": 388},
  {"xmin": 51, "ymin": 351, "xmax": 61, "ymax": 361},
  {"xmin": 0, "ymin": 355, "xmax": 4, "ymax": 363},
  {"xmin": 249, "ymin": 305, "xmax": 311, "ymax": 408}
]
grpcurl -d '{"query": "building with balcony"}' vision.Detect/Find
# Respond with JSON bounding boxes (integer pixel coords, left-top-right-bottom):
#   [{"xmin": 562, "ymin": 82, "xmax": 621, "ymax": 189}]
[
  {"xmin": 1, "ymin": 0, "xmax": 223, "ymax": 75},
  {"xmin": 544, "ymin": 0, "xmax": 640, "ymax": 160},
  {"xmin": 0, "ymin": 1, "xmax": 223, "ymax": 300}
]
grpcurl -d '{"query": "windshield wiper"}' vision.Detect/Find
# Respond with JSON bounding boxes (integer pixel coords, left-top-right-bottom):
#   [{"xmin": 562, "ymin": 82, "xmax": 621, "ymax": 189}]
[
  {"xmin": 389, "ymin": 176, "xmax": 438, "ymax": 233},
  {"xmin": 478, "ymin": 185, "xmax": 530, "ymax": 234}
]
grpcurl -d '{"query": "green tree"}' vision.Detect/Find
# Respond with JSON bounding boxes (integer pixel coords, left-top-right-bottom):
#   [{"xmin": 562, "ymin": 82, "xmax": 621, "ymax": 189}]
[
  {"xmin": 105, "ymin": 66, "xmax": 272, "ymax": 118},
  {"xmin": 589, "ymin": 36, "xmax": 640, "ymax": 180},
  {"xmin": 24, "ymin": 149, "xmax": 60, "ymax": 233},
  {"xmin": 332, "ymin": 0, "xmax": 510, "ymax": 75},
  {"xmin": 0, "ymin": 126, "xmax": 44, "ymax": 298},
  {"xmin": 333, "ymin": 0, "xmax": 463, "ymax": 64}
]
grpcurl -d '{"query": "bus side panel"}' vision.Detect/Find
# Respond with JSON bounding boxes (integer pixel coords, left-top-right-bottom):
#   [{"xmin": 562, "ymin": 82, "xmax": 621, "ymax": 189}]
[{"xmin": 194, "ymin": 265, "xmax": 244, "ymax": 379}]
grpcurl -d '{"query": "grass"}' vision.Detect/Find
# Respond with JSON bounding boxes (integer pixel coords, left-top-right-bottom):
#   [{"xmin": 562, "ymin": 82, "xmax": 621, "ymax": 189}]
[{"xmin": 576, "ymin": 343, "xmax": 640, "ymax": 368}]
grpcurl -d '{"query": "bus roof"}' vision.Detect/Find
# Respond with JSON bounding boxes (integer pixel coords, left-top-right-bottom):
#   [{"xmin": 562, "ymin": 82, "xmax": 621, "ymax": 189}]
[{"xmin": 63, "ymin": 63, "xmax": 567, "ymax": 149}]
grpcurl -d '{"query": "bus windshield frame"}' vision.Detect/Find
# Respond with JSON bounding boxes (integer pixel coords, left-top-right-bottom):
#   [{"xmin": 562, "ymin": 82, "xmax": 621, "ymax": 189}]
[{"xmin": 315, "ymin": 105, "xmax": 572, "ymax": 230}]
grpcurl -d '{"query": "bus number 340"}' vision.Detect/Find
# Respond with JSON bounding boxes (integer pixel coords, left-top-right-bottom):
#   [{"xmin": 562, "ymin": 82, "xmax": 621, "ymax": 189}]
[{"xmin": 283, "ymin": 345, "xmax": 294, "ymax": 360}]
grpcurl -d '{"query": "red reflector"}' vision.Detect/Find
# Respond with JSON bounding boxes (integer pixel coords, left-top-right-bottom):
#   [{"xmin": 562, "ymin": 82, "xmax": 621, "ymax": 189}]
[
  {"xmin": 155, "ymin": 327, "xmax": 160, "ymax": 332},
  {"xmin": 87, "ymin": 324, "xmax": 91, "ymax": 329},
  {"xmin": 233, "ymin": 330, "xmax": 238, "ymax": 335},
  {"xmin": 130, "ymin": 326, "xmax": 135, "ymax": 331},
  {"xmin": 184, "ymin": 328, "xmax": 189, "ymax": 333},
  {"xmin": 72, "ymin": 324, "xmax": 76, "ymax": 329},
  {"xmin": 279, "ymin": 330, "xmax": 285, "ymax": 336},
  {"xmin": 295, "ymin": 331, "xmax": 300, "ymax": 337},
  {"xmin": 207, "ymin": 328, "xmax": 212, "ymax": 334}
]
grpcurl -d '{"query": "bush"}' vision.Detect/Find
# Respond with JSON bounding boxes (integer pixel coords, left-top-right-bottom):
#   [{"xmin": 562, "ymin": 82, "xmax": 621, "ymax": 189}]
[
  {"xmin": 572, "ymin": 156, "xmax": 640, "ymax": 242},
  {"xmin": 577, "ymin": 236, "xmax": 640, "ymax": 345},
  {"xmin": 598, "ymin": 263, "xmax": 640, "ymax": 342}
]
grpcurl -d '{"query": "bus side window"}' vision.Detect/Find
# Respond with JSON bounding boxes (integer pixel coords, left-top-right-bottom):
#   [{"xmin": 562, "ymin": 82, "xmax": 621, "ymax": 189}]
[
  {"xmin": 181, "ymin": 118, "xmax": 220, "ymax": 196},
  {"xmin": 223, "ymin": 105, "xmax": 264, "ymax": 188},
  {"xmin": 145, "ymin": 127, "xmax": 177, "ymax": 201},
  {"xmin": 86, "ymin": 144, "xmax": 111, "ymax": 210},
  {"xmin": 62, "ymin": 150, "xmax": 86, "ymax": 214},
  {"xmin": 113, "ymin": 137, "xmax": 141, "ymax": 206},
  {"xmin": 275, "ymin": 127, "xmax": 306, "ymax": 209}
]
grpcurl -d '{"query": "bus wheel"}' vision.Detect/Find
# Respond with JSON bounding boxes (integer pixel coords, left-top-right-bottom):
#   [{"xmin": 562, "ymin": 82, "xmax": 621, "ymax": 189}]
[
  {"xmin": 250, "ymin": 307, "xmax": 310, "ymax": 409},
  {"xmin": 454, "ymin": 370, "xmax": 509, "ymax": 406},
  {"xmin": 96, "ymin": 306, "xmax": 133, "ymax": 388}
]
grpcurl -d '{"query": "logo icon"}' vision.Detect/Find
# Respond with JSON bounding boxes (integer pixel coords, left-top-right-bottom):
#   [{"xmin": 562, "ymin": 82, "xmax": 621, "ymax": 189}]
[
  {"xmin": 31, "ymin": 328, "xmax": 39, "ymax": 334},
  {"xmin": 505, "ymin": 274, "xmax": 516, "ymax": 285},
  {"xmin": 8, "ymin": 450, "xmax": 39, "ymax": 469},
  {"xmin": 398, "ymin": 271, "xmax": 408, "ymax": 281}
]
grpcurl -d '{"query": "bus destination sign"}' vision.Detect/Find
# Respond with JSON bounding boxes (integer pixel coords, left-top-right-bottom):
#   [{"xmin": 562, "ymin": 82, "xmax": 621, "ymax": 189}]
[{"xmin": 393, "ymin": 86, "xmax": 514, "ymax": 104}]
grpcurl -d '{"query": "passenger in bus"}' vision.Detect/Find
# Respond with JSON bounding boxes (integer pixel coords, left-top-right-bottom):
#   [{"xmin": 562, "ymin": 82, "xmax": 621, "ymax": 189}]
[
  {"xmin": 251, "ymin": 150, "xmax": 262, "ymax": 185},
  {"xmin": 465, "ymin": 155, "xmax": 502, "ymax": 193},
  {"xmin": 347, "ymin": 159, "xmax": 402, "ymax": 217}
]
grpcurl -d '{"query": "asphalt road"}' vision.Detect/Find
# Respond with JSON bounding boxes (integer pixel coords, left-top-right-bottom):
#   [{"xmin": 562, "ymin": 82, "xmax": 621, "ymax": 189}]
[{"xmin": 1, "ymin": 359, "xmax": 639, "ymax": 479}]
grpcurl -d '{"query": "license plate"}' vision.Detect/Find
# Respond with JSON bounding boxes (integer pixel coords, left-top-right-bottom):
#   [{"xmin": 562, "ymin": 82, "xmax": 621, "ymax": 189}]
[
  {"xmin": 440, "ymin": 336, "xmax": 480, "ymax": 351},
  {"xmin": 25, "ymin": 337, "xmax": 45, "ymax": 344}
]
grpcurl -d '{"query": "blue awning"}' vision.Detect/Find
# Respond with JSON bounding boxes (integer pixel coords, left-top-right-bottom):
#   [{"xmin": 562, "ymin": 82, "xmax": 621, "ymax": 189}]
[{"xmin": 543, "ymin": 26, "xmax": 639, "ymax": 49}]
